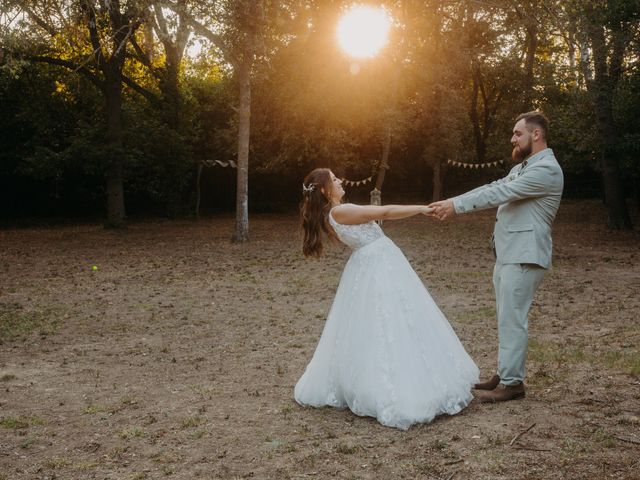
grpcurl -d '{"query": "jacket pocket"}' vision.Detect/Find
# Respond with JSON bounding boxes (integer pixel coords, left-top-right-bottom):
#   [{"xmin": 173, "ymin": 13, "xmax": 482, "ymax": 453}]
[{"xmin": 507, "ymin": 223, "xmax": 534, "ymax": 232}]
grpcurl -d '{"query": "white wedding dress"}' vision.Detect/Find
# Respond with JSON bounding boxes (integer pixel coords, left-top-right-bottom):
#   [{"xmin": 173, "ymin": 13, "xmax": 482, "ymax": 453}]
[{"xmin": 294, "ymin": 205, "xmax": 479, "ymax": 430}]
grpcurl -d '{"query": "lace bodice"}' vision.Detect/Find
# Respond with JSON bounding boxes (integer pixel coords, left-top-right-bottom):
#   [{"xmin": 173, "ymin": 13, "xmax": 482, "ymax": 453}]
[{"xmin": 328, "ymin": 204, "xmax": 385, "ymax": 250}]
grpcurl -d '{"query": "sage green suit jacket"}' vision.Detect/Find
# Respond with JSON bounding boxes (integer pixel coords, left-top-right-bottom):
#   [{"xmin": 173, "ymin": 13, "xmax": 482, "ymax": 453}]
[{"xmin": 452, "ymin": 148, "xmax": 564, "ymax": 269}]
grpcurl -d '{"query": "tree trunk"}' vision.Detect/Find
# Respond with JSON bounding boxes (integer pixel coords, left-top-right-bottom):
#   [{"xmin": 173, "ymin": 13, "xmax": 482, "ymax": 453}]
[
  {"xmin": 195, "ymin": 162, "xmax": 202, "ymax": 219},
  {"xmin": 372, "ymin": 66, "xmax": 400, "ymax": 203},
  {"xmin": 432, "ymin": 161, "xmax": 443, "ymax": 202},
  {"xmin": 595, "ymin": 99, "xmax": 631, "ymax": 229},
  {"xmin": 522, "ymin": 22, "xmax": 537, "ymax": 111},
  {"xmin": 104, "ymin": 73, "xmax": 126, "ymax": 228},
  {"xmin": 160, "ymin": 56, "xmax": 182, "ymax": 130},
  {"xmin": 470, "ymin": 65, "xmax": 485, "ymax": 163},
  {"xmin": 153, "ymin": 1, "xmax": 190, "ymax": 131},
  {"xmin": 160, "ymin": 55, "xmax": 183, "ymax": 218},
  {"xmin": 589, "ymin": 23, "xmax": 632, "ymax": 229},
  {"xmin": 374, "ymin": 126, "xmax": 391, "ymax": 193},
  {"xmin": 80, "ymin": 0, "xmax": 135, "ymax": 228},
  {"xmin": 429, "ymin": 82, "xmax": 445, "ymax": 203},
  {"xmin": 233, "ymin": 60, "xmax": 251, "ymax": 243}
]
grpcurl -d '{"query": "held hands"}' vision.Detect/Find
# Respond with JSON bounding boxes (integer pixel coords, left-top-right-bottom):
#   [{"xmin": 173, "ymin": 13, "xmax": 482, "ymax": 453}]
[
  {"xmin": 421, "ymin": 206, "xmax": 435, "ymax": 216},
  {"xmin": 427, "ymin": 199, "xmax": 456, "ymax": 221}
]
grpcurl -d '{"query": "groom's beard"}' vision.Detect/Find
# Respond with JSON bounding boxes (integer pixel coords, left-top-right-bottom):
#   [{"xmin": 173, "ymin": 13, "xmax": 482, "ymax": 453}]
[{"xmin": 512, "ymin": 138, "xmax": 533, "ymax": 163}]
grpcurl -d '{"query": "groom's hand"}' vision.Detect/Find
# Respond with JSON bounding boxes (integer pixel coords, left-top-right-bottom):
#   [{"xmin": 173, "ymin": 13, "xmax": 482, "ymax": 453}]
[{"xmin": 427, "ymin": 199, "xmax": 456, "ymax": 221}]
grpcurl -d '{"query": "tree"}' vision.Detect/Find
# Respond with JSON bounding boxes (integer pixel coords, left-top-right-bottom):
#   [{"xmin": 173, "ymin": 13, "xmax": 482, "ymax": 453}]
[
  {"xmin": 131, "ymin": 1, "xmax": 192, "ymax": 131},
  {"xmin": 401, "ymin": 0, "xmax": 514, "ymax": 200},
  {"xmin": 166, "ymin": 0, "xmax": 273, "ymax": 242},
  {"xmin": 5, "ymin": 0, "xmax": 156, "ymax": 227},
  {"xmin": 550, "ymin": 0, "xmax": 637, "ymax": 228},
  {"xmin": 582, "ymin": 1, "xmax": 636, "ymax": 229},
  {"xmin": 128, "ymin": 1, "xmax": 196, "ymax": 216},
  {"xmin": 512, "ymin": 0, "xmax": 540, "ymax": 111},
  {"xmin": 247, "ymin": 1, "xmax": 398, "ymax": 195}
]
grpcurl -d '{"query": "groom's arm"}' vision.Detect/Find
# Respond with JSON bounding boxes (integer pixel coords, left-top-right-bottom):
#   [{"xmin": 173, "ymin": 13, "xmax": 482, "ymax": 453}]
[
  {"xmin": 453, "ymin": 162, "xmax": 561, "ymax": 214},
  {"xmin": 428, "ymin": 168, "xmax": 517, "ymax": 220},
  {"xmin": 455, "ymin": 172, "xmax": 515, "ymax": 200},
  {"xmin": 429, "ymin": 162, "xmax": 560, "ymax": 220}
]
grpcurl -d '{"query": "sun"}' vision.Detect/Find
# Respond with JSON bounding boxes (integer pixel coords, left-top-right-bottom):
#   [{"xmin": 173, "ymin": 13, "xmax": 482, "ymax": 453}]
[{"xmin": 337, "ymin": 5, "xmax": 391, "ymax": 58}]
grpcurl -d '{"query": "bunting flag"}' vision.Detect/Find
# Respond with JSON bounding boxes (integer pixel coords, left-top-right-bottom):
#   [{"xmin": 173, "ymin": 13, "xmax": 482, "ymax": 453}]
[
  {"xmin": 201, "ymin": 159, "xmax": 237, "ymax": 168},
  {"xmin": 447, "ymin": 159, "xmax": 505, "ymax": 169},
  {"xmin": 341, "ymin": 176, "xmax": 373, "ymax": 187}
]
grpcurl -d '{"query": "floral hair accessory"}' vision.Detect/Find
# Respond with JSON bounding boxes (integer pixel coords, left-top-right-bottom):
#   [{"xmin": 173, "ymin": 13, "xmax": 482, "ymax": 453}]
[{"xmin": 302, "ymin": 183, "xmax": 316, "ymax": 194}]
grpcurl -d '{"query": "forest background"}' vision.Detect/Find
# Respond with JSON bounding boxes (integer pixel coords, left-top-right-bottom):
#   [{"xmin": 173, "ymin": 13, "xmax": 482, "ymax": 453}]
[
  {"xmin": 1, "ymin": 0, "xmax": 639, "ymax": 238},
  {"xmin": 1, "ymin": 3, "xmax": 639, "ymax": 478}
]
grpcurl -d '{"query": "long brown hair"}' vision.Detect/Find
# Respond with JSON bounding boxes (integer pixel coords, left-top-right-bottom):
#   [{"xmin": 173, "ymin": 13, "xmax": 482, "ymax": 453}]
[{"xmin": 301, "ymin": 168, "xmax": 336, "ymax": 257}]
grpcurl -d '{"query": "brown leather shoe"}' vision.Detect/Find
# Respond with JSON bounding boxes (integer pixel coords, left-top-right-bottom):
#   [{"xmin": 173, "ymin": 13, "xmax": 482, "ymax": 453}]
[
  {"xmin": 474, "ymin": 375, "xmax": 500, "ymax": 390},
  {"xmin": 477, "ymin": 383, "xmax": 525, "ymax": 403}
]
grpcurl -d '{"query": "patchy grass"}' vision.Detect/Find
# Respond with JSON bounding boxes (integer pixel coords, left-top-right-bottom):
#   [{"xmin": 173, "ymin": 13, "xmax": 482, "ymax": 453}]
[
  {"xmin": 20, "ymin": 436, "xmax": 37, "ymax": 449},
  {"xmin": 0, "ymin": 416, "xmax": 45, "ymax": 429},
  {"xmin": 601, "ymin": 350, "xmax": 640, "ymax": 376},
  {"xmin": 118, "ymin": 427, "xmax": 145, "ymax": 440},
  {"xmin": 180, "ymin": 415, "xmax": 203, "ymax": 429},
  {"xmin": 0, "ymin": 304, "xmax": 60, "ymax": 340},
  {"xmin": 530, "ymin": 339, "xmax": 640, "ymax": 376},
  {"xmin": 335, "ymin": 442, "xmax": 358, "ymax": 454},
  {"xmin": 44, "ymin": 457, "xmax": 71, "ymax": 469},
  {"xmin": 453, "ymin": 306, "xmax": 496, "ymax": 324},
  {"xmin": 84, "ymin": 404, "xmax": 109, "ymax": 414},
  {"xmin": 0, "ymin": 201, "xmax": 638, "ymax": 479}
]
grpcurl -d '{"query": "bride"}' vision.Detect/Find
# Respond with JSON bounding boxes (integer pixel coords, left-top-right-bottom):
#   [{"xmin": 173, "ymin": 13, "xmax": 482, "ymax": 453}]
[{"xmin": 294, "ymin": 168, "xmax": 479, "ymax": 430}]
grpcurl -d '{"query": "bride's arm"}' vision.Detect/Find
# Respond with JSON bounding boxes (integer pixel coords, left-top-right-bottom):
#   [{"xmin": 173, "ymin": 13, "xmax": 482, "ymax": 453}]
[{"xmin": 331, "ymin": 204, "xmax": 433, "ymax": 225}]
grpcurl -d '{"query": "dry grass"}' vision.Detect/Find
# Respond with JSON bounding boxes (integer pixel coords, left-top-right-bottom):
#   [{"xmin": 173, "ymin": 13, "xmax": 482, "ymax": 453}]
[{"xmin": 0, "ymin": 199, "xmax": 639, "ymax": 479}]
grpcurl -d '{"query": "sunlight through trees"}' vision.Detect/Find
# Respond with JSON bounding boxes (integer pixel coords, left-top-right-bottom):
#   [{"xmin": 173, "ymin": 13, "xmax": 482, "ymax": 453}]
[{"xmin": 1, "ymin": 0, "xmax": 638, "ymax": 230}]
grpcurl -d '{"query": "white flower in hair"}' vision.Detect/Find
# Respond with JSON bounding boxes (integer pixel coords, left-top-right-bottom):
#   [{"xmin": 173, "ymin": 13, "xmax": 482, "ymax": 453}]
[{"xmin": 302, "ymin": 183, "xmax": 316, "ymax": 194}]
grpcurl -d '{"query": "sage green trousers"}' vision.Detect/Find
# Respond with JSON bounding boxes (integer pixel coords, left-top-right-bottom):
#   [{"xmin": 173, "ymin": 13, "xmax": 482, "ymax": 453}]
[{"xmin": 493, "ymin": 262, "xmax": 546, "ymax": 385}]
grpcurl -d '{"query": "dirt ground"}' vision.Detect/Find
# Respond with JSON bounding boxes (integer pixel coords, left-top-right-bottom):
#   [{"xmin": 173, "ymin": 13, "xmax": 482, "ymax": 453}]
[{"xmin": 1, "ymin": 199, "xmax": 639, "ymax": 480}]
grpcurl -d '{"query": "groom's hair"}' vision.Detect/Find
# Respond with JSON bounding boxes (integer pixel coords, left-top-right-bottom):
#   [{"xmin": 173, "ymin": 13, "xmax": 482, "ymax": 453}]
[{"xmin": 516, "ymin": 111, "xmax": 549, "ymax": 141}]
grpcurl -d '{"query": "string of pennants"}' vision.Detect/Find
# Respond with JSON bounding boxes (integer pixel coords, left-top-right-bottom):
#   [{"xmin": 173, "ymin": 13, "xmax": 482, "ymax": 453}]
[
  {"xmin": 341, "ymin": 176, "xmax": 373, "ymax": 187},
  {"xmin": 447, "ymin": 159, "xmax": 504, "ymax": 169},
  {"xmin": 202, "ymin": 161, "xmax": 372, "ymax": 187},
  {"xmin": 205, "ymin": 159, "xmax": 503, "ymax": 173},
  {"xmin": 202, "ymin": 160, "xmax": 237, "ymax": 168}
]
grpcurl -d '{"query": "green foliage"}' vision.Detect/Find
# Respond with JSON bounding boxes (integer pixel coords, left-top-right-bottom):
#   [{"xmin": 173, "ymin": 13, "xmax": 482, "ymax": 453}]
[
  {"xmin": 615, "ymin": 71, "xmax": 640, "ymax": 179},
  {"xmin": 122, "ymin": 101, "xmax": 192, "ymax": 216},
  {"xmin": 250, "ymin": 17, "xmax": 395, "ymax": 177},
  {"xmin": 183, "ymin": 66, "xmax": 236, "ymax": 164},
  {"xmin": 1, "ymin": 0, "xmax": 639, "ymax": 220}
]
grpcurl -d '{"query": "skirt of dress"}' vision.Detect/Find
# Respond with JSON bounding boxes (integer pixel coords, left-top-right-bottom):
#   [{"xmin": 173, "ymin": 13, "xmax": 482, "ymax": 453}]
[{"xmin": 294, "ymin": 236, "xmax": 479, "ymax": 430}]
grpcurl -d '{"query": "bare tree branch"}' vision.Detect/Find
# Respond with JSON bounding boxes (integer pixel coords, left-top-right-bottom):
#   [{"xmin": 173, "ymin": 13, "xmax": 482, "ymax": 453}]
[
  {"xmin": 28, "ymin": 54, "xmax": 103, "ymax": 89},
  {"xmin": 121, "ymin": 74, "xmax": 160, "ymax": 105},
  {"xmin": 158, "ymin": 0, "xmax": 235, "ymax": 67},
  {"xmin": 21, "ymin": 5, "xmax": 58, "ymax": 37},
  {"xmin": 81, "ymin": 0, "xmax": 107, "ymax": 71}
]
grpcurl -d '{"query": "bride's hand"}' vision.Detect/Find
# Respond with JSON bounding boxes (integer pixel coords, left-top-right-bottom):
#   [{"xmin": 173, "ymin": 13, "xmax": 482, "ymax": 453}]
[{"xmin": 422, "ymin": 206, "xmax": 435, "ymax": 216}]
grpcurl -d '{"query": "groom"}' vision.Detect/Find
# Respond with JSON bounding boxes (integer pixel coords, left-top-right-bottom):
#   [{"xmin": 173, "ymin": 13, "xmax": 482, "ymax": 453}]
[{"xmin": 429, "ymin": 111, "xmax": 564, "ymax": 403}]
